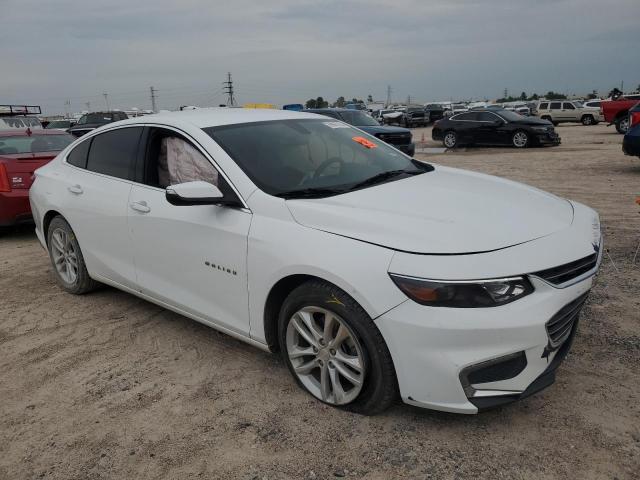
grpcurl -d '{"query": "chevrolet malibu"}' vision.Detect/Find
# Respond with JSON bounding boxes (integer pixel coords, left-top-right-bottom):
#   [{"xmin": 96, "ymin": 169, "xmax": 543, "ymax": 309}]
[{"xmin": 29, "ymin": 109, "xmax": 602, "ymax": 414}]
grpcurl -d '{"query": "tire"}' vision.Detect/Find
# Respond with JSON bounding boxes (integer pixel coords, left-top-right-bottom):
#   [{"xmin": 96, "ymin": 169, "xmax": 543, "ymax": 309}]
[
  {"xmin": 512, "ymin": 130, "xmax": 529, "ymax": 148},
  {"xmin": 47, "ymin": 216, "xmax": 99, "ymax": 294},
  {"xmin": 615, "ymin": 116, "xmax": 629, "ymax": 134},
  {"xmin": 443, "ymin": 130, "xmax": 458, "ymax": 148},
  {"xmin": 278, "ymin": 280, "xmax": 398, "ymax": 415},
  {"xmin": 581, "ymin": 115, "xmax": 594, "ymax": 126}
]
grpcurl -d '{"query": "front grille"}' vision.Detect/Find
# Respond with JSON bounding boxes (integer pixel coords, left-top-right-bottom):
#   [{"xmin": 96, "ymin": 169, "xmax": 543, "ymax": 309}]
[
  {"xmin": 377, "ymin": 133, "xmax": 411, "ymax": 145},
  {"xmin": 545, "ymin": 293, "xmax": 588, "ymax": 347},
  {"xmin": 533, "ymin": 253, "xmax": 597, "ymax": 285}
]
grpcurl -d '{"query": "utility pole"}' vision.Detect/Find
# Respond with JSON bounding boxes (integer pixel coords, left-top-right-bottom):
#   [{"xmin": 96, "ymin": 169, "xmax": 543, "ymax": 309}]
[
  {"xmin": 64, "ymin": 100, "xmax": 71, "ymax": 119},
  {"xmin": 223, "ymin": 72, "xmax": 236, "ymax": 106},
  {"xmin": 103, "ymin": 92, "xmax": 110, "ymax": 111},
  {"xmin": 407, "ymin": 95, "xmax": 411, "ymax": 105},
  {"xmin": 85, "ymin": 101, "xmax": 91, "ymax": 112},
  {"xmin": 503, "ymin": 88, "xmax": 508, "ymax": 99},
  {"xmin": 150, "ymin": 86, "xmax": 158, "ymax": 113},
  {"xmin": 386, "ymin": 85, "xmax": 392, "ymax": 107}
]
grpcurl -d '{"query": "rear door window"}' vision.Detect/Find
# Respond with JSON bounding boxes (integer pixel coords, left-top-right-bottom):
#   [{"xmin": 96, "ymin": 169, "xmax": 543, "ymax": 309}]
[
  {"xmin": 550, "ymin": 102, "xmax": 562, "ymax": 110},
  {"xmin": 86, "ymin": 127, "xmax": 142, "ymax": 180},
  {"xmin": 563, "ymin": 102, "xmax": 575, "ymax": 110},
  {"xmin": 538, "ymin": 102, "xmax": 549, "ymax": 110},
  {"xmin": 452, "ymin": 112, "xmax": 478, "ymax": 121}
]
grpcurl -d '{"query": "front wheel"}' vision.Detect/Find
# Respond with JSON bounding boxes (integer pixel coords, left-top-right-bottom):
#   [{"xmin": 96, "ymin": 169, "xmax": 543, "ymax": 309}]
[
  {"xmin": 443, "ymin": 130, "xmax": 458, "ymax": 148},
  {"xmin": 581, "ymin": 115, "xmax": 594, "ymax": 126},
  {"xmin": 615, "ymin": 116, "xmax": 629, "ymax": 134},
  {"xmin": 47, "ymin": 216, "xmax": 99, "ymax": 294},
  {"xmin": 512, "ymin": 130, "xmax": 529, "ymax": 148},
  {"xmin": 278, "ymin": 281, "xmax": 397, "ymax": 415}
]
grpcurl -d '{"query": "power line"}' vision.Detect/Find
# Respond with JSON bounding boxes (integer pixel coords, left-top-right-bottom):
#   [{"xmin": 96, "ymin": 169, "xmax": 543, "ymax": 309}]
[{"xmin": 223, "ymin": 72, "xmax": 236, "ymax": 106}]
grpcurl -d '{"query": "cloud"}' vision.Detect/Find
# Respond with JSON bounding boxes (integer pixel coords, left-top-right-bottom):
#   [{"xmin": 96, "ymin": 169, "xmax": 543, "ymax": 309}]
[{"xmin": 1, "ymin": 0, "xmax": 638, "ymax": 114}]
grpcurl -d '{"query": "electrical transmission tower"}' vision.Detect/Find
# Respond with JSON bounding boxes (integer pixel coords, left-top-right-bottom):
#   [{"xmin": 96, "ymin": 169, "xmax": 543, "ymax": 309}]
[
  {"xmin": 223, "ymin": 72, "xmax": 236, "ymax": 106},
  {"xmin": 150, "ymin": 86, "xmax": 158, "ymax": 112}
]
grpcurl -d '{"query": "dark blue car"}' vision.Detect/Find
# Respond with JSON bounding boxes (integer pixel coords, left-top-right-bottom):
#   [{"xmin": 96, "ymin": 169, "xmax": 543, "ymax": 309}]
[
  {"xmin": 622, "ymin": 102, "xmax": 640, "ymax": 159},
  {"xmin": 306, "ymin": 108, "xmax": 415, "ymax": 156}
]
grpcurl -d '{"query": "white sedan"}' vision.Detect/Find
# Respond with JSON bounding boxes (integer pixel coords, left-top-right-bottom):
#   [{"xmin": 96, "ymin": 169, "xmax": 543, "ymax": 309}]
[{"xmin": 29, "ymin": 108, "xmax": 602, "ymax": 414}]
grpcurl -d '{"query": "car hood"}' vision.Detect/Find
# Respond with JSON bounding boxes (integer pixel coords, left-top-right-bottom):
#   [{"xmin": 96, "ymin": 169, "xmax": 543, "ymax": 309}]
[
  {"xmin": 516, "ymin": 117, "xmax": 553, "ymax": 126},
  {"xmin": 357, "ymin": 125, "xmax": 411, "ymax": 135},
  {"xmin": 286, "ymin": 166, "xmax": 573, "ymax": 254}
]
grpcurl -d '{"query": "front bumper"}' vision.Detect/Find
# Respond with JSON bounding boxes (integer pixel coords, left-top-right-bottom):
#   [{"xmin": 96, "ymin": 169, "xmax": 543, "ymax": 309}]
[
  {"xmin": 622, "ymin": 129, "xmax": 640, "ymax": 157},
  {"xmin": 376, "ymin": 275, "xmax": 594, "ymax": 414},
  {"xmin": 393, "ymin": 143, "xmax": 415, "ymax": 156},
  {"xmin": 535, "ymin": 132, "xmax": 561, "ymax": 145},
  {"xmin": 0, "ymin": 190, "xmax": 33, "ymax": 226}
]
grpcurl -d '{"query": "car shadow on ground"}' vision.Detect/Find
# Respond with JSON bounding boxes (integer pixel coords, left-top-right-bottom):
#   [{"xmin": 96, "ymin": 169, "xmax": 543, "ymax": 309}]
[{"xmin": 0, "ymin": 224, "xmax": 37, "ymax": 239}]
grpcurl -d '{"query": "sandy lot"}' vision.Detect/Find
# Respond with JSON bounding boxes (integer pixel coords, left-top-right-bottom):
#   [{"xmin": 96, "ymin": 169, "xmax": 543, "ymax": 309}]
[{"xmin": 1, "ymin": 123, "xmax": 639, "ymax": 480}]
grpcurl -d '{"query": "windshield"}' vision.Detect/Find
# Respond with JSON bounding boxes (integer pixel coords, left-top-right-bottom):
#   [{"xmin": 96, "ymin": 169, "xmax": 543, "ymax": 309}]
[
  {"xmin": 78, "ymin": 113, "xmax": 112, "ymax": 125},
  {"xmin": 46, "ymin": 121, "xmax": 70, "ymax": 129},
  {"xmin": 496, "ymin": 110, "xmax": 525, "ymax": 121},
  {"xmin": 0, "ymin": 134, "xmax": 74, "ymax": 154},
  {"xmin": 204, "ymin": 119, "xmax": 429, "ymax": 197},
  {"xmin": 338, "ymin": 111, "xmax": 379, "ymax": 127},
  {"xmin": 1, "ymin": 117, "xmax": 42, "ymax": 128}
]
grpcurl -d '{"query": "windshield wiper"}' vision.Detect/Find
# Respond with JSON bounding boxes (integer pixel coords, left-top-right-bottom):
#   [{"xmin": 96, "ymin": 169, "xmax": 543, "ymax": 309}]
[
  {"xmin": 348, "ymin": 169, "xmax": 423, "ymax": 191},
  {"xmin": 275, "ymin": 187, "xmax": 346, "ymax": 200}
]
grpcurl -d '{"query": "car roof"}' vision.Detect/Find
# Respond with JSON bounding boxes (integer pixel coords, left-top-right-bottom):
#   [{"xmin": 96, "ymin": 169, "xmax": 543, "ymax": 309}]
[
  {"xmin": 0, "ymin": 129, "xmax": 71, "ymax": 138},
  {"xmin": 113, "ymin": 108, "xmax": 324, "ymax": 129}
]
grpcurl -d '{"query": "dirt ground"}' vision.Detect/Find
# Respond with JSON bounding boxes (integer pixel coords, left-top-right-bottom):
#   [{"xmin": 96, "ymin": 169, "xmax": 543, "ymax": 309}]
[{"xmin": 1, "ymin": 123, "xmax": 639, "ymax": 480}]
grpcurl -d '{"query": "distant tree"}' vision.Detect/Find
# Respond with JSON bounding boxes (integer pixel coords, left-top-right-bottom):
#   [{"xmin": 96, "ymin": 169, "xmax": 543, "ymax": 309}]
[
  {"xmin": 367, "ymin": 94, "xmax": 373, "ymax": 103},
  {"xmin": 334, "ymin": 96, "xmax": 346, "ymax": 108},
  {"xmin": 586, "ymin": 90, "xmax": 598, "ymax": 100},
  {"xmin": 545, "ymin": 91, "xmax": 567, "ymax": 100},
  {"xmin": 530, "ymin": 93, "xmax": 539, "ymax": 100},
  {"xmin": 305, "ymin": 98, "xmax": 317, "ymax": 109},
  {"xmin": 316, "ymin": 96, "xmax": 328, "ymax": 108},
  {"xmin": 520, "ymin": 91, "xmax": 527, "ymax": 100}
]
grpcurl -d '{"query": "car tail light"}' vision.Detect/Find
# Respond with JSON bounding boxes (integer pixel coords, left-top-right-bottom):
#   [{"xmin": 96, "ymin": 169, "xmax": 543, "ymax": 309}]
[
  {"xmin": 630, "ymin": 111, "xmax": 640, "ymax": 128},
  {"xmin": 0, "ymin": 163, "xmax": 11, "ymax": 192}
]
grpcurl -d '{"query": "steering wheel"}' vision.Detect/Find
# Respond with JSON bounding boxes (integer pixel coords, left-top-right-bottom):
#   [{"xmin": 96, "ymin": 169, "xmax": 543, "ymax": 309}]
[{"xmin": 313, "ymin": 157, "xmax": 345, "ymax": 180}]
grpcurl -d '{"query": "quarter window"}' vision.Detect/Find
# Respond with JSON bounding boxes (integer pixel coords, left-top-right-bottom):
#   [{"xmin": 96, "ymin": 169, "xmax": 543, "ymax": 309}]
[
  {"xmin": 477, "ymin": 112, "xmax": 499, "ymax": 122},
  {"xmin": 66, "ymin": 138, "xmax": 91, "ymax": 168},
  {"xmin": 86, "ymin": 127, "xmax": 142, "ymax": 180}
]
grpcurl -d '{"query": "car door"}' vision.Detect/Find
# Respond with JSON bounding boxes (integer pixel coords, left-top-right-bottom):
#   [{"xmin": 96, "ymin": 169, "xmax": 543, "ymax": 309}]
[
  {"xmin": 562, "ymin": 102, "xmax": 578, "ymax": 121},
  {"xmin": 549, "ymin": 102, "xmax": 562, "ymax": 121},
  {"xmin": 127, "ymin": 126, "xmax": 252, "ymax": 336},
  {"xmin": 60, "ymin": 126, "xmax": 143, "ymax": 288},
  {"xmin": 450, "ymin": 112, "xmax": 481, "ymax": 143},
  {"xmin": 476, "ymin": 111, "xmax": 506, "ymax": 144}
]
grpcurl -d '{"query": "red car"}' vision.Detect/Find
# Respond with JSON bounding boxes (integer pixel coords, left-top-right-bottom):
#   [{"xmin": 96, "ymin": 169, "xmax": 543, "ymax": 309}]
[{"xmin": 0, "ymin": 129, "xmax": 74, "ymax": 226}]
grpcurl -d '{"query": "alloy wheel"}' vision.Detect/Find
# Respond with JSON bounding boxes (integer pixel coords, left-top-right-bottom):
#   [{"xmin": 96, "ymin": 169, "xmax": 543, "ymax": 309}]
[
  {"xmin": 286, "ymin": 306, "xmax": 365, "ymax": 405},
  {"xmin": 513, "ymin": 131, "xmax": 528, "ymax": 148},
  {"xmin": 50, "ymin": 228, "xmax": 78, "ymax": 284},
  {"xmin": 619, "ymin": 117, "xmax": 629, "ymax": 133},
  {"xmin": 444, "ymin": 132, "xmax": 457, "ymax": 148}
]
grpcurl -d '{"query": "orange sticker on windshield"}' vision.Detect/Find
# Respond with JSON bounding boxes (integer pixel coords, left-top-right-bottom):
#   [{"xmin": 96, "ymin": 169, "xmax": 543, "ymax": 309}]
[{"xmin": 352, "ymin": 136, "xmax": 378, "ymax": 149}]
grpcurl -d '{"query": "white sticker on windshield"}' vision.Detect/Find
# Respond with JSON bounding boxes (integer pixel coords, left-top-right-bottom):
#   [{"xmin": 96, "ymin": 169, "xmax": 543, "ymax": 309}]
[{"xmin": 323, "ymin": 122, "xmax": 350, "ymax": 129}]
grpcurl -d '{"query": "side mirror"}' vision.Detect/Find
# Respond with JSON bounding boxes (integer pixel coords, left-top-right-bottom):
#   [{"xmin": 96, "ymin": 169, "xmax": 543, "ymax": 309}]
[{"xmin": 166, "ymin": 181, "xmax": 234, "ymax": 206}]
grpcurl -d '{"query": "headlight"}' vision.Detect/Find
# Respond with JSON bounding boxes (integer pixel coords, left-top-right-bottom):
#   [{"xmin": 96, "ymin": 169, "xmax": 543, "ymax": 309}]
[
  {"xmin": 389, "ymin": 274, "xmax": 534, "ymax": 308},
  {"xmin": 532, "ymin": 126, "xmax": 549, "ymax": 132}
]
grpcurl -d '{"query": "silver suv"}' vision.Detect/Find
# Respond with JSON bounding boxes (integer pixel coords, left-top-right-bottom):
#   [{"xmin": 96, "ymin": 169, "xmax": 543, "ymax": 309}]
[{"xmin": 537, "ymin": 100, "xmax": 599, "ymax": 126}]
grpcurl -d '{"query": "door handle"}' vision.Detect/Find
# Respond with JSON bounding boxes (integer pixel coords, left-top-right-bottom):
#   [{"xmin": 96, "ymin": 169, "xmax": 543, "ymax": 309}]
[
  {"xmin": 129, "ymin": 201, "xmax": 151, "ymax": 214},
  {"xmin": 67, "ymin": 184, "xmax": 83, "ymax": 194}
]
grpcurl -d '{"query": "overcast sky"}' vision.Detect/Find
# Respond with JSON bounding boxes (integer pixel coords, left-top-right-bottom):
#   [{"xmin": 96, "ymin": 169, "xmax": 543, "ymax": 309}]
[{"xmin": 2, "ymin": 0, "xmax": 639, "ymax": 115}]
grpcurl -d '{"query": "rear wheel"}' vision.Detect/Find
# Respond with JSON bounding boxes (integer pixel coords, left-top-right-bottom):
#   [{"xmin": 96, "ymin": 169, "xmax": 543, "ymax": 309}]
[
  {"xmin": 443, "ymin": 130, "xmax": 458, "ymax": 148},
  {"xmin": 47, "ymin": 216, "xmax": 99, "ymax": 294},
  {"xmin": 581, "ymin": 114, "xmax": 594, "ymax": 126},
  {"xmin": 512, "ymin": 130, "xmax": 529, "ymax": 148},
  {"xmin": 615, "ymin": 116, "xmax": 629, "ymax": 134},
  {"xmin": 278, "ymin": 280, "xmax": 397, "ymax": 415}
]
